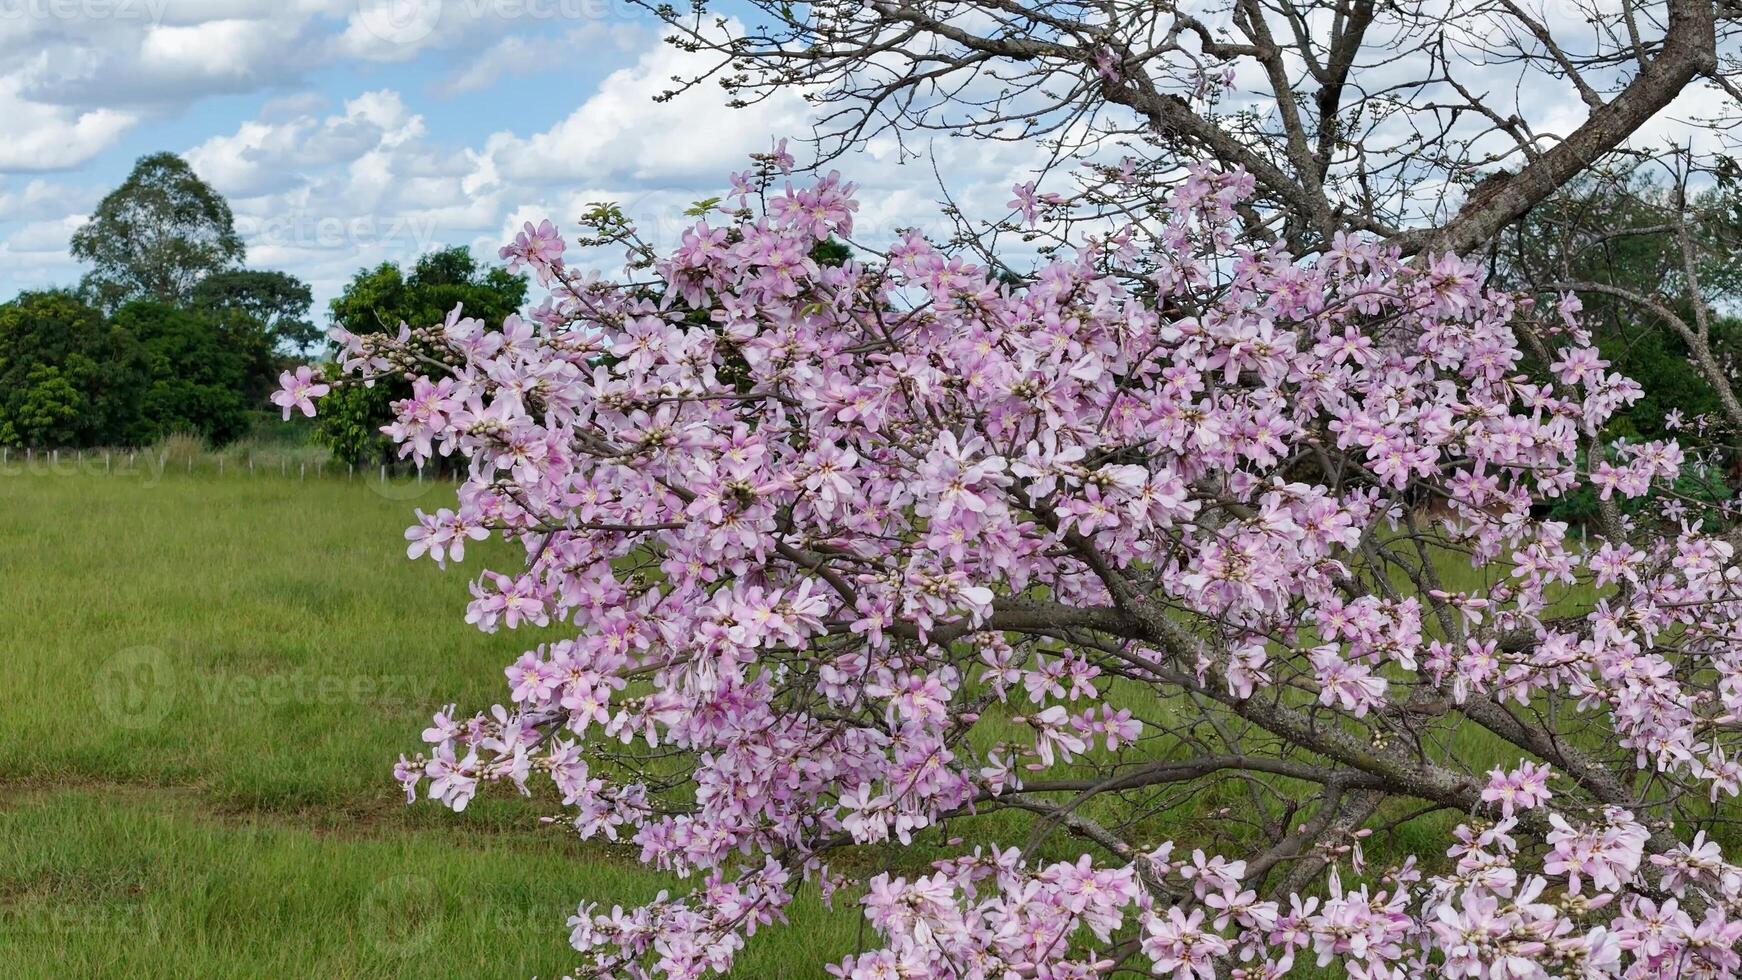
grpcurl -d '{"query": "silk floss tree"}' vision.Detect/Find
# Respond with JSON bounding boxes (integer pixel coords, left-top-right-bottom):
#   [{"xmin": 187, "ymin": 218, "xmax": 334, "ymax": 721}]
[{"xmin": 282, "ymin": 152, "xmax": 1742, "ymax": 977}]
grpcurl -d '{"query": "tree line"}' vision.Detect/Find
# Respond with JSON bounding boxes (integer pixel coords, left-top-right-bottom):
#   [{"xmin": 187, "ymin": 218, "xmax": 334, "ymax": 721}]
[
  {"xmin": 0, "ymin": 152, "xmax": 524, "ymax": 463},
  {"xmin": 1, "ymin": 154, "xmax": 313, "ymax": 448}
]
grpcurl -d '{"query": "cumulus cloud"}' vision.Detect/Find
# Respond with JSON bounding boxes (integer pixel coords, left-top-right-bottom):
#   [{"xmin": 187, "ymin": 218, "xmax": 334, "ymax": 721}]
[
  {"xmin": 0, "ymin": 178, "xmax": 87, "ymax": 223},
  {"xmin": 333, "ymin": 0, "xmax": 448, "ymax": 62},
  {"xmin": 186, "ymin": 90, "xmax": 426, "ymax": 198},
  {"xmin": 332, "ymin": 0, "xmax": 647, "ymax": 65},
  {"xmin": 4, "ymin": 214, "xmax": 85, "ymax": 253},
  {"xmin": 0, "ymin": 212, "xmax": 88, "ymax": 293},
  {"xmin": 0, "ymin": 77, "xmax": 135, "ymax": 171},
  {"xmin": 7, "ymin": 7, "xmax": 330, "ymax": 111},
  {"xmin": 479, "ymin": 33, "xmax": 813, "ymax": 186},
  {"xmin": 173, "ymin": 88, "xmax": 506, "ymax": 303},
  {"xmin": 137, "ymin": 18, "xmax": 289, "ymax": 82}
]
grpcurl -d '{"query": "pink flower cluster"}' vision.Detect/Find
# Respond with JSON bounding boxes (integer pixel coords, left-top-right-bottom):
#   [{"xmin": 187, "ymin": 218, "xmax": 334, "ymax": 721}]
[{"xmin": 284, "ymin": 158, "xmax": 1742, "ymax": 977}]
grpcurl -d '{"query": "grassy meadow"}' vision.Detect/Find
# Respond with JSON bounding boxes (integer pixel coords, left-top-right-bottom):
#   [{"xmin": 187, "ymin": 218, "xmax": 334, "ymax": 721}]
[{"xmin": 0, "ymin": 460, "xmax": 866, "ymax": 978}]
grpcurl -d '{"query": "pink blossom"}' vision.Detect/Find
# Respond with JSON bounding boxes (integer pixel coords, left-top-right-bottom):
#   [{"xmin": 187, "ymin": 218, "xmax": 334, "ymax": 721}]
[
  {"xmin": 270, "ymin": 365, "xmax": 328, "ymax": 419},
  {"xmin": 499, "ymin": 218, "xmax": 566, "ymax": 284}
]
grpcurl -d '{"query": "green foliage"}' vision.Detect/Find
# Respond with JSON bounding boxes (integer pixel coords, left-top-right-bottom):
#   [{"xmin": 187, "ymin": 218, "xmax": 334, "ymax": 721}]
[
  {"xmin": 112, "ymin": 301, "xmax": 253, "ymax": 445},
  {"xmin": 190, "ymin": 302, "xmax": 283, "ymax": 408},
  {"xmin": 1593, "ymin": 317, "xmax": 1740, "ymax": 442},
  {"xmin": 191, "ymin": 269, "xmax": 318, "ymax": 354},
  {"xmin": 327, "ymin": 246, "xmax": 527, "ymax": 336},
  {"xmin": 316, "ymin": 247, "xmax": 527, "ymax": 464},
  {"xmin": 810, "ymin": 238, "xmax": 852, "ymax": 267},
  {"xmin": 70, "ymin": 153, "xmax": 245, "ymax": 310},
  {"xmin": 309, "ymin": 378, "xmax": 397, "ymax": 468},
  {"xmin": 0, "ymin": 289, "xmax": 284, "ymax": 448},
  {"xmin": 0, "ymin": 290, "xmax": 147, "ymax": 448},
  {"xmin": 9, "ymin": 365, "xmax": 84, "ymax": 447}
]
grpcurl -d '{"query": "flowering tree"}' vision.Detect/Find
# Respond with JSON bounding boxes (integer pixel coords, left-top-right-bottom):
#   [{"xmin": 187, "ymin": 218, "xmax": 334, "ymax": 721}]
[{"xmin": 286, "ymin": 155, "xmax": 1742, "ymax": 977}]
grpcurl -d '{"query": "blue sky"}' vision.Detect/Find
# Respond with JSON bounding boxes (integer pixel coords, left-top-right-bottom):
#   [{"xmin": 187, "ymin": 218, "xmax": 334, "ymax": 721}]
[{"xmin": 0, "ymin": 0, "xmax": 1037, "ymax": 314}]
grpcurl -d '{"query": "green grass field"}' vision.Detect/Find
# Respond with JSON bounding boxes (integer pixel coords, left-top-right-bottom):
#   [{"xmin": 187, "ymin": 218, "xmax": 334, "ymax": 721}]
[{"xmin": 0, "ymin": 464, "xmax": 866, "ymax": 978}]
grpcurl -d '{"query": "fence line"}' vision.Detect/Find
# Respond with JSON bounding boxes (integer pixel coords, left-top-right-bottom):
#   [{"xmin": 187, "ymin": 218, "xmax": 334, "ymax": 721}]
[{"xmin": 0, "ymin": 445, "xmax": 456, "ymax": 487}]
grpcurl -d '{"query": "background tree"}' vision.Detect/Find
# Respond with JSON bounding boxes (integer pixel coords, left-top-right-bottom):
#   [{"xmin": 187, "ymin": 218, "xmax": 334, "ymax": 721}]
[
  {"xmin": 111, "ymin": 301, "xmax": 253, "ymax": 446},
  {"xmin": 188, "ymin": 269, "xmax": 314, "ymax": 409},
  {"xmin": 190, "ymin": 269, "xmax": 318, "ymax": 354},
  {"xmin": 18, "ymin": 152, "xmax": 326, "ymax": 447},
  {"xmin": 69, "ymin": 153, "xmax": 245, "ymax": 310},
  {"xmin": 1506, "ymin": 171, "xmax": 1742, "ymax": 420},
  {"xmin": 0, "ymin": 291, "xmax": 146, "ymax": 448},
  {"xmin": 315, "ymin": 246, "xmax": 526, "ymax": 465}
]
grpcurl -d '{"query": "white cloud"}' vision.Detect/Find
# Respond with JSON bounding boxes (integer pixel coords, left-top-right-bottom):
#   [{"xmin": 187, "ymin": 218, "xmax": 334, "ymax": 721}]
[
  {"xmin": 4, "ymin": 215, "xmax": 85, "ymax": 253},
  {"xmin": 137, "ymin": 18, "xmax": 287, "ymax": 81},
  {"xmin": 175, "ymin": 88, "xmax": 504, "ymax": 305},
  {"xmin": 0, "ymin": 77, "xmax": 135, "ymax": 171},
  {"xmin": 334, "ymin": 0, "xmax": 447, "ymax": 62},
  {"xmin": 480, "ymin": 34, "xmax": 811, "ymax": 185},
  {"xmin": 3, "ymin": 6, "xmax": 333, "ymax": 112},
  {"xmin": 333, "ymin": 0, "xmax": 643, "ymax": 65},
  {"xmin": 185, "ymin": 90, "xmax": 425, "ymax": 198},
  {"xmin": 0, "ymin": 178, "xmax": 85, "ymax": 222}
]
